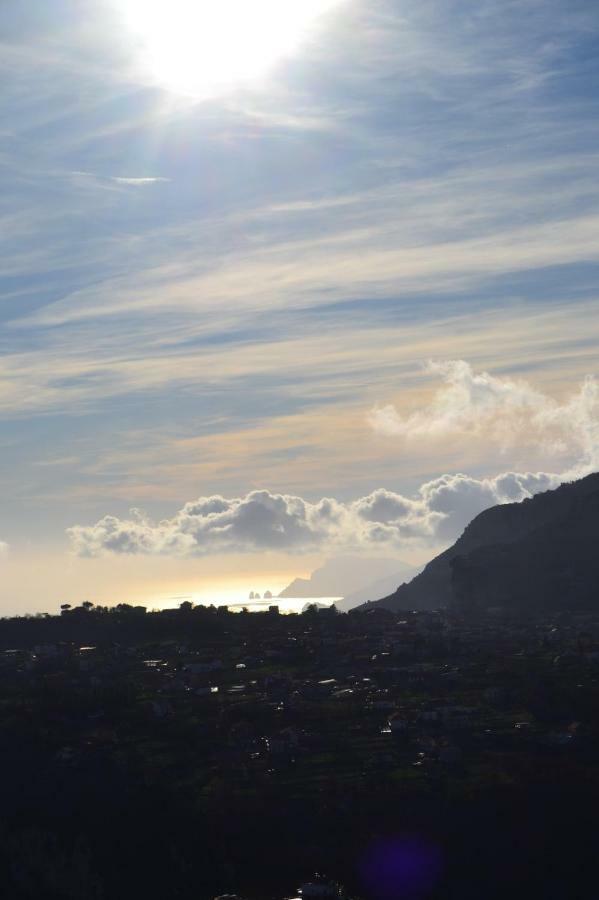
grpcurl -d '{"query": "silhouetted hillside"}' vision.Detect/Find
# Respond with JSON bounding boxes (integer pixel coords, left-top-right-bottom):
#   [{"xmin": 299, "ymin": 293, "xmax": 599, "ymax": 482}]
[
  {"xmin": 368, "ymin": 472, "xmax": 599, "ymax": 613},
  {"xmin": 336, "ymin": 565, "xmax": 420, "ymax": 611}
]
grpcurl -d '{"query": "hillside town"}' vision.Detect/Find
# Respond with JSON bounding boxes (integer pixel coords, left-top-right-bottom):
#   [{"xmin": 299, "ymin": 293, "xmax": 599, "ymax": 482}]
[{"xmin": 1, "ymin": 600, "xmax": 599, "ymax": 897}]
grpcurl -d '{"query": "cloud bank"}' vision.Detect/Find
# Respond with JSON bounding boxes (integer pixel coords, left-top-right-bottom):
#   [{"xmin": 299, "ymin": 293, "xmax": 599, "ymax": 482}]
[
  {"xmin": 369, "ymin": 360, "xmax": 599, "ymax": 468},
  {"xmin": 67, "ymin": 360, "xmax": 598, "ymax": 558},
  {"xmin": 67, "ymin": 470, "xmax": 561, "ymax": 558}
]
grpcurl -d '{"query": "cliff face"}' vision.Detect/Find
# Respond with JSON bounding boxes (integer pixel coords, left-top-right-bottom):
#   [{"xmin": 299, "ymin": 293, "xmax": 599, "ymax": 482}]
[{"xmin": 370, "ymin": 472, "xmax": 599, "ymax": 613}]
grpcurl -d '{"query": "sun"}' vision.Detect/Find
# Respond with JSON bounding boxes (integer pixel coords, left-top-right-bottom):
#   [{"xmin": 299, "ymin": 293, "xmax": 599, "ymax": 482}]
[{"xmin": 118, "ymin": 0, "xmax": 342, "ymax": 97}]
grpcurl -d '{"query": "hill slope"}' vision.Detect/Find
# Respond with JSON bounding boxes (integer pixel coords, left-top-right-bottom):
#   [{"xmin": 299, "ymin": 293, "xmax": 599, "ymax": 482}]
[
  {"xmin": 369, "ymin": 472, "xmax": 599, "ymax": 613},
  {"xmin": 335, "ymin": 565, "xmax": 421, "ymax": 611}
]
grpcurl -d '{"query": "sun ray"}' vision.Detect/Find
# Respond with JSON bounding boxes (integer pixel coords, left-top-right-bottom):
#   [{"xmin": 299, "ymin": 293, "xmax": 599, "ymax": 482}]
[{"xmin": 117, "ymin": 0, "xmax": 343, "ymax": 97}]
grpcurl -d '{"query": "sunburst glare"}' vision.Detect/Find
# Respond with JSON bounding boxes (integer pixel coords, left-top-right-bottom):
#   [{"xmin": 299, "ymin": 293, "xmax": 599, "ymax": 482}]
[{"xmin": 118, "ymin": 0, "xmax": 343, "ymax": 96}]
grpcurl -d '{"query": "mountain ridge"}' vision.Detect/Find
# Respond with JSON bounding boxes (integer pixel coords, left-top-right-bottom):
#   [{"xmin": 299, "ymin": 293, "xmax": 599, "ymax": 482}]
[{"xmin": 366, "ymin": 472, "xmax": 599, "ymax": 613}]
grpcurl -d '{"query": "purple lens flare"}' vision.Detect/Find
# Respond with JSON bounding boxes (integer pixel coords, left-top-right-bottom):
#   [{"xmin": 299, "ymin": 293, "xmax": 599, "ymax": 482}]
[{"xmin": 359, "ymin": 835, "xmax": 444, "ymax": 899}]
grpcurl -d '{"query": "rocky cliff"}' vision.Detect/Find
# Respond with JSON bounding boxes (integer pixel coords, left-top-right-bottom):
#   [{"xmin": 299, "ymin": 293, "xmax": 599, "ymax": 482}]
[{"xmin": 369, "ymin": 472, "xmax": 599, "ymax": 613}]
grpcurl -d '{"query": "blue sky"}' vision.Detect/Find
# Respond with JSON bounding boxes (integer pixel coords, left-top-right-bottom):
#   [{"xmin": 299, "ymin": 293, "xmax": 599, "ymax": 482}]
[{"xmin": 1, "ymin": 0, "xmax": 599, "ymax": 611}]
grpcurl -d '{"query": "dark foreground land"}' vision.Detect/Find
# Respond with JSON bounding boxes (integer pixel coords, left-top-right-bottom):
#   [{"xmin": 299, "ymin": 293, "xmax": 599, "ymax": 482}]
[{"xmin": 1, "ymin": 601, "xmax": 599, "ymax": 898}]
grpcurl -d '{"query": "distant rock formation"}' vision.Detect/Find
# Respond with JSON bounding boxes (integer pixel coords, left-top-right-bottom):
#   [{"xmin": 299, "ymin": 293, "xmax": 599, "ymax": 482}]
[
  {"xmin": 367, "ymin": 472, "xmax": 599, "ymax": 614},
  {"xmin": 278, "ymin": 577, "xmax": 316, "ymax": 598},
  {"xmin": 278, "ymin": 556, "xmax": 406, "ymax": 602},
  {"xmin": 264, "ymin": 590, "xmax": 273, "ymax": 599}
]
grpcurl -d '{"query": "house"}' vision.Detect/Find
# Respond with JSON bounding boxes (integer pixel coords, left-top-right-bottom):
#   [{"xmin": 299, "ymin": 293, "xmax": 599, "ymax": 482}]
[
  {"xmin": 33, "ymin": 643, "xmax": 60, "ymax": 658},
  {"xmin": 370, "ymin": 699, "xmax": 396, "ymax": 711},
  {"xmin": 267, "ymin": 728, "xmax": 299, "ymax": 756},
  {"xmin": 300, "ymin": 878, "xmax": 343, "ymax": 898},
  {"xmin": 195, "ymin": 686, "xmax": 216, "ymax": 696},
  {"xmin": 150, "ymin": 699, "xmax": 173, "ymax": 719},
  {"xmin": 438, "ymin": 744, "xmax": 462, "ymax": 765},
  {"xmin": 184, "ymin": 659, "xmax": 223, "ymax": 674},
  {"xmin": 388, "ymin": 713, "xmax": 409, "ymax": 734}
]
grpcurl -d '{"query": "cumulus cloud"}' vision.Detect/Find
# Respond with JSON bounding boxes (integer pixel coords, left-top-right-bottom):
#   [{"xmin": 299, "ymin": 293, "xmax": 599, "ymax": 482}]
[
  {"xmin": 67, "ymin": 361, "xmax": 598, "ymax": 559},
  {"xmin": 67, "ymin": 470, "xmax": 562, "ymax": 558},
  {"xmin": 369, "ymin": 360, "xmax": 599, "ymax": 469}
]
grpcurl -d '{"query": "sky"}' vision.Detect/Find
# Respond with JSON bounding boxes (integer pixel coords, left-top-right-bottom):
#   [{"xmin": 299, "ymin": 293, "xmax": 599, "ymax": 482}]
[{"xmin": 1, "ymin": 0, "xmax": 599, "ymax": 613}]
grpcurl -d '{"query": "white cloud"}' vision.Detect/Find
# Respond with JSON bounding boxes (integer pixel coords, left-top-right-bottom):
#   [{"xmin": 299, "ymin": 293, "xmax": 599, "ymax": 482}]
[
  {"xmin": 69, "ymin": 359, "xmax": 598, "ymax": 559},
  {"xmin": 69, "ymin": 171, "xmax": 169, "ymax": 187},
  {"xmin": 110, "ymin": 176, "xmax": 169, "ymax": 185},
  {"xmin": 67, "ymin": 469, "xmax": 563, "ymax": 558},
  {"xmin": 369, "ymin": 360, "xmax": 599, "ymax": 470}
]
